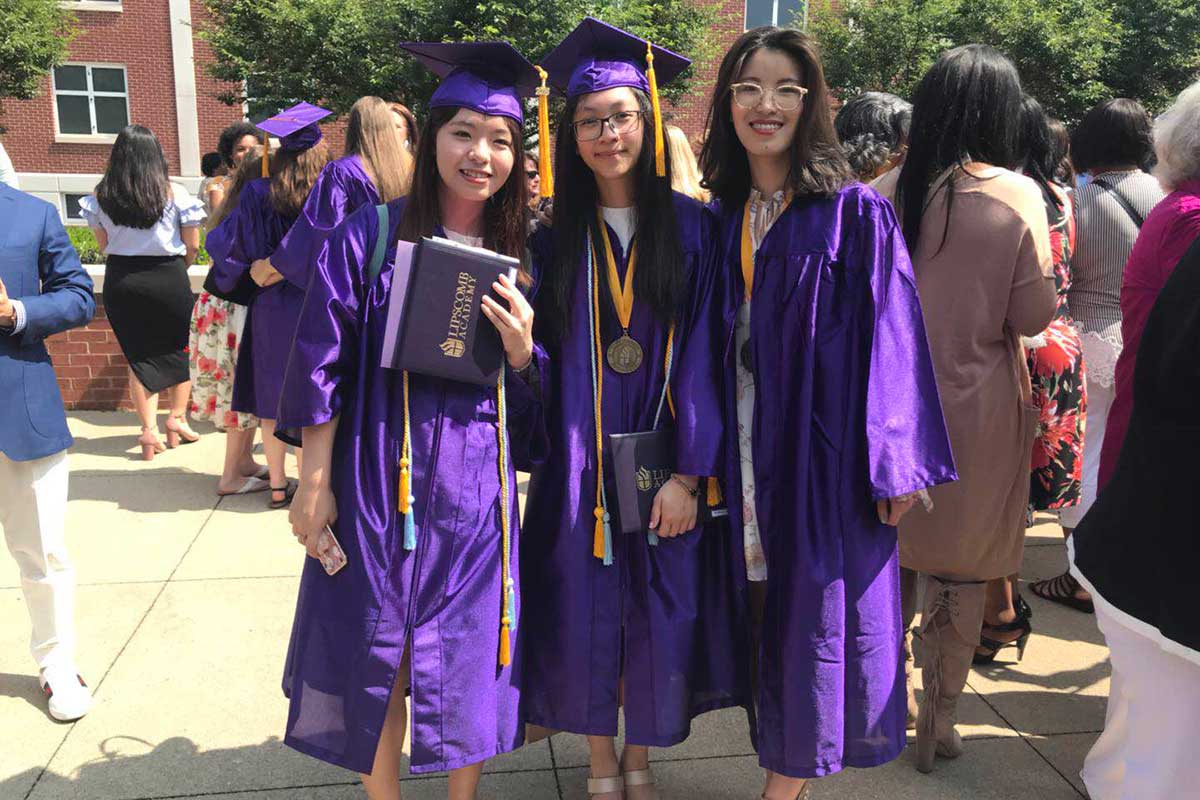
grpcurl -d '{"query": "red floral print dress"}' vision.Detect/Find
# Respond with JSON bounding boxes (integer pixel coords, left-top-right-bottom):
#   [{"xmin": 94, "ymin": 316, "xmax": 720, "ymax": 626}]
[{"xmin": 1027, "ymin": 185, "xmax": 1087, "ymax": 512}]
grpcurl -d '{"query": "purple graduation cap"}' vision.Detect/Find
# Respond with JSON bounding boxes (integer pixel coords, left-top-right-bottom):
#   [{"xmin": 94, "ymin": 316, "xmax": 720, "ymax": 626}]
[
  {"xmin": 540, "ymin": 17, "xmax": 691, "ymax": 177},
  {"xmin": 258, "ymin": 101, "xmax": 332, "ymax": 152},
  {"xmin": 540, "ymin": 17, "xmax": 690, "ymax": 99},
  {"xmin": 399, "ymin": 41, "xmax": 540, "ymax": 124}
]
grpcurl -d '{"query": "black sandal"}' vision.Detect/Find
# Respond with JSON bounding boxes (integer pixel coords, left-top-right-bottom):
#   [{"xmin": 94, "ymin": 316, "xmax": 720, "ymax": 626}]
[
  {"xmin": 1030, "ymin": 571, "xmax": 1094, "ymax": 614},
  {"xmin": 974, "ymin": 595, "xmax": 1033, "ymax": 665},
  {"xmin": 268, "ymin": 480, "xmax": 297, "ymax": 509}
]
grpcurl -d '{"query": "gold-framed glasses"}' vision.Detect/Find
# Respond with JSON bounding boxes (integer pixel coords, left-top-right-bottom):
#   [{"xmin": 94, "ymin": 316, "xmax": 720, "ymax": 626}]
[
  {"xmin": 730, "ymin": 82, "xmax": 808, "ymax": 111},
  {"xmin": 572, "ymin": 110, "xmax": 644, "ymax": 142}
]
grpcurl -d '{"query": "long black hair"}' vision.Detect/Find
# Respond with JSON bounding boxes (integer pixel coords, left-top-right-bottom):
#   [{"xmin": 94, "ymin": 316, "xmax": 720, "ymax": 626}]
[
  {"xmin": 895, "ymin": 44, "xmax": 1024, "ymax": 255},
  {"xmin": 95, "ymin": 125, "xmax": 171, "ymax": 229},
  {"xmin": 1017, "ymin": 95, "xmax": 1063, "ymax": 211},
  {"xmin": 699, "ymin": 26, "xmax": 853, "ymax": 207},
  {"xmin": 396, "ymin": 106, "xmax": 530, "ymax": 283},
  {"xmin": 539, "ymin": 87, "xmax": 683, "ymax": 341}
]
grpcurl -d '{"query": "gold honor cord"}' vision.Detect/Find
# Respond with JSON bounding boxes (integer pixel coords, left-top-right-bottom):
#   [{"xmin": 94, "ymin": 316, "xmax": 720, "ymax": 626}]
[{"xmin": 597, "ymin": 213, "xmax": 644, "ymax": 373}]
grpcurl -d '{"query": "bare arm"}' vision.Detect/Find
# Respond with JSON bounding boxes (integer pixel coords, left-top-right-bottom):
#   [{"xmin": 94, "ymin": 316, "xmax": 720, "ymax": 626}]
[
  {"xmin": 290, "ymin": 417, "xmax": 341, "ymax": 556},
  {"xmin": 181, "ymin": 226, "xmax": 201, "ymax": 267},
  {"xmin": 91, "ymin": 225, "xmax": 108, "ymax": 254}
]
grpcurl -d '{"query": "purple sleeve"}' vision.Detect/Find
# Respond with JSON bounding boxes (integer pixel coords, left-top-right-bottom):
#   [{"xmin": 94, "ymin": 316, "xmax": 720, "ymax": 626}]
[
  {"xmin": 207, "ymin": 191, "xmax": 265, "ymax": 294},
  {"xmin": 272, "ymin": 164, "xmax": 353, "ymax": 287},
  {"xmin": 671, "ymin": 205, "xmax": 724, "ymax": 478},
  {"xmin": 860, "ymin": 194, "xmax": 958, "ymax": 499},
  {"xmin": 276, "ymin": 204, "xmax": 376, "ymax": 429}
]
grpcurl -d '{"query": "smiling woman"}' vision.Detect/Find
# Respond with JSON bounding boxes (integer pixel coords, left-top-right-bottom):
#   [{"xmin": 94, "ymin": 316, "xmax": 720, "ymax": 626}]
[
  {"xmin": 274, "ymin": 41, "xmax": 546, "ymax": 800},
  {"xmin": 700, "ymin": 25, "xmax": 956, "ymax": 797}
]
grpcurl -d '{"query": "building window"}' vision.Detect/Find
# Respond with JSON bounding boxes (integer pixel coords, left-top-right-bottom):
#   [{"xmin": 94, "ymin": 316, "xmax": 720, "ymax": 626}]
[
  {"xmin": 58, "ymin": 0, "xmax": 123, "ymax": 12},
  {"xmin": 746, "ymin": 0, "xmax": 807, "ymax": 29},
  {"xmin": 52, "ymin": 64, "xmax": 129, "ymax": 139},
  {"xmin": 63, "ymin": 193, "xmax": 89, "ymax": 224}
]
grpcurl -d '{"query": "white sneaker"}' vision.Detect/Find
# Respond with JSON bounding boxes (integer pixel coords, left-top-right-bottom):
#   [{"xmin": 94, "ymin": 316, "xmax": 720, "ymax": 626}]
[{"xmin": 39, "ymin": 665, "xmax": 94, "ymax": 722}]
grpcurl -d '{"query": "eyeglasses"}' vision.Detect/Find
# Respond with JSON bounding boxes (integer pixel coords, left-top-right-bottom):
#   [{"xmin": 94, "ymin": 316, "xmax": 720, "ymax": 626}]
[
  {"xmin": 729, "ymin": 82, "xmax": 808, "ymax": 111},
  {"xmin": 572, "ymin": 110, "xmax": 644, "ymax": 142},
  {"xmin": 525, "ymin": 170, "xmax": 540, "ymax": 180}
]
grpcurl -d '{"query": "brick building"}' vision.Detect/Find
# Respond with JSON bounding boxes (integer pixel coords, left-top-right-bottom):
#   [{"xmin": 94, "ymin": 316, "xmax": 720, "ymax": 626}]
[{"xmin": 3, "ymin": 0, "xmax": 810, "ymax": 410}]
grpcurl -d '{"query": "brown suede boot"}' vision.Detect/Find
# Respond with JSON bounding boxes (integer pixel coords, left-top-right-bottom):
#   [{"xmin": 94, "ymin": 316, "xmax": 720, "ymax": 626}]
[
  {"xmin": 900, "ymin": 567, "xmax": 920, "ymax": 730},
  {"xmin": 914, "ymin": 576, "xmax": 986, "ymax": 774}
]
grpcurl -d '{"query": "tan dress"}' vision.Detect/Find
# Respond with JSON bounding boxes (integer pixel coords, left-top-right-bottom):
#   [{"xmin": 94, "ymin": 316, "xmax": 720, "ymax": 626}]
[{"xmin": 875, "ymin": 164, "xmax": 1056, "ymax": 580}]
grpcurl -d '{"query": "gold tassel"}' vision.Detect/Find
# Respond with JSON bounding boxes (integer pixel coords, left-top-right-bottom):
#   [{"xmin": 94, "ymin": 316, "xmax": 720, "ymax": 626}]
[
  {"xmin": 499, "ymin": 622, "xmax": 511, "ymax": 666},
  {"xmin": 646, "ymin": 42, "xmax": 665, "ymax": 178},
  {"xmin": 398, "ymin": 457, "xmax": 410, "ymax": 514},
  {"xmin": 535, "ymin": 66, "xmax": 554, "ymax": 199},
  {"xmin": 261, "ymin": 136, "xmax": 270, "ymax": 178},
  {"xmin": 593, "ymin": 507, "xmax": 606, "ymax": 559},
  {"xmin": 707, "ymin": 476, "xmax": 722, "ymax": 507}
]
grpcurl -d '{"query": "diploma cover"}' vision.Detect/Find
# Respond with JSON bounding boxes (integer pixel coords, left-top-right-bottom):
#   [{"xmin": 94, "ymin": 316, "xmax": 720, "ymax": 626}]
[
  {"xmin": 381, "ymin": 235, "xmax": 519, "ymax": 385},
  {"xmin": 606, "ymin": 429, "xmax": 715, "ymax": 534}
]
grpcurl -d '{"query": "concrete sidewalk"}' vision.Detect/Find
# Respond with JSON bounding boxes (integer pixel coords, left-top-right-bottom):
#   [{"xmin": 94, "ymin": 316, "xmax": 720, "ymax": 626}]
[{"xmin": 0, "ymin": 413, "xmax": 1106, "ymax": 800}]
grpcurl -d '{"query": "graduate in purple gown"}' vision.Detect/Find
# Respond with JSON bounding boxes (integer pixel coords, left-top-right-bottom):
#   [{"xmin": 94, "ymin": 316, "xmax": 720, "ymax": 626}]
[
  {"xmin": 696, "ymin": 28, "xmax": 957, "ymax": 798},
  {"xmin": 278, "ymin": 43, "xmax": 546, "ymax": 800},
  {"xmin": 521, "ymin": 19, "xmax": 747, "ymax": 800},
  {"xmin": 268, "ymin": 95, "xmax": 413, "ymax": 289},
  {"xmin": 208, "ymin": 102, "xmax": 331, "ymax": 507}
]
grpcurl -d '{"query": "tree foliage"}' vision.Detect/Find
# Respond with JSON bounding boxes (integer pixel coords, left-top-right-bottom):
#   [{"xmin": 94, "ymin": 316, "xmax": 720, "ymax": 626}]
[
  {"xmin": 0, "ymin": 0, "xmax": 76, "ymax": 111},
  {"xmin": 201, "ymin": 0, "xmax": 715, "ymax": 125},
  {"xmin": 810, "ymin": 0, "xmax": 1199, "ymax": 121}
]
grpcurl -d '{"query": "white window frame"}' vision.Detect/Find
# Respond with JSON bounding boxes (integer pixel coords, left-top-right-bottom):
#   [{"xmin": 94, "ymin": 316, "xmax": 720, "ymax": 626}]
[
  {"xmin": 52, "ymin": 62, "xmax": 131, "ymax": 144},
  {"xmin": 61, "ymin": 192, "xmax": 90, "ymax": 226},
  {"xmin": 58, "ymin": 0, "xmax": 123, "ymax": 12},
  {"xmin": 745, "ymin": 0, "xmax": 809, "ymax": 30}
]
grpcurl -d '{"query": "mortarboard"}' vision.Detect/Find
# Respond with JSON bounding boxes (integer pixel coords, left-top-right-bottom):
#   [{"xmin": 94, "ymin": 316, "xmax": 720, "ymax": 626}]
[
  {"xmin": 540, "ymin": 17, "xmax": 692, "ymax": 178},
  {"xmin": 399, "ymin": 41, "xmax": 540, "ymax": 125},
  {"xmin": 256, "ymin": 101, "xmax": 332, "ymax": 177}
]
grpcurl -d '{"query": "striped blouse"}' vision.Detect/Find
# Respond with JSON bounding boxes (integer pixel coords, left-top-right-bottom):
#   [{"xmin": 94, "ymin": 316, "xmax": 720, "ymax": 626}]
[{"xmin": 1068, "ymin": 170, "xmax": 1165, "ymax": 334}]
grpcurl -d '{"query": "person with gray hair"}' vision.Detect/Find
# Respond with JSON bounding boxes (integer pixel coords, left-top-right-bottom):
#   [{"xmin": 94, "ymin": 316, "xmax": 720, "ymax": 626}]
[
  {"xmin": 835, "ymin": 91, "xmax": 912, "ymax": 181},
  {"xmin": 1096, "ymin": 80, "xmax": 1200, "ymax": 489}
]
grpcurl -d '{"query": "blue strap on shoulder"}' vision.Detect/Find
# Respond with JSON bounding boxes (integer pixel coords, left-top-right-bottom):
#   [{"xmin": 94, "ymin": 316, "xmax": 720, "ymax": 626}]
[{"xmin": 367, "ymin": 203, "xmax": 390, "ymax": 283}]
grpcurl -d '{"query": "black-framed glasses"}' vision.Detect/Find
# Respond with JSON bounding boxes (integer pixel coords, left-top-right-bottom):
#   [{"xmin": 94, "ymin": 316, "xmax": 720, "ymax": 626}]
[
  {"xmin": 729, "ymin": 82, "xmax": 808, "ymax": 111},
  {"xmin": 571, "ymin": 110, "xmax": 644, "ymax": 142},
  {"xmin": 525, "ymin": 170, "xmax": 540, "ymax": 180}
]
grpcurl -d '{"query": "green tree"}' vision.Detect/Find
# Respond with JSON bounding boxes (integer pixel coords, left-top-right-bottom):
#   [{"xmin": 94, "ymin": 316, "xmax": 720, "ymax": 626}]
[
  {"xmin": 0, "ymin": 0, "xmax": 76, "ymax": 113},
  {"xmin": 200, "ymin": 0, "xmax": 714, "ymax": 124},
  {"xmin": 810, "ymin": 0, "xmax": 1125, "ymax": 122},
  {"xmin": 1103, "ymin": 1, "xmax": 1200, "ymax": 113}
]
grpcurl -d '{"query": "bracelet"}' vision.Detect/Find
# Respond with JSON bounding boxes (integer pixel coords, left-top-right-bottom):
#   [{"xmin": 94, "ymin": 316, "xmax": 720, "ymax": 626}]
[{"xmin": 670, "ymin": 475, "xmax": 699, "ymax": 497}]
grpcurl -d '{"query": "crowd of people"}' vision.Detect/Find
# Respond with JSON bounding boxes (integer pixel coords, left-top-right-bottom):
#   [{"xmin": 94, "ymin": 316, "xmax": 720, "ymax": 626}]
[{"xmin": 1, "ymin": 15, "xmax": 1199, "ymax": 800}]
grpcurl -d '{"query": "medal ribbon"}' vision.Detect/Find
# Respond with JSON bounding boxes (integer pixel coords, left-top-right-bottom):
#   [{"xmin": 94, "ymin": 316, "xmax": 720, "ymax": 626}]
[
  {"xmin": 597, "ymin": 211, "xmax": 637, "ymax": 332},
  {"xmin": 740, "ymin": 199, "xmax": 754, "ymax": 300}
]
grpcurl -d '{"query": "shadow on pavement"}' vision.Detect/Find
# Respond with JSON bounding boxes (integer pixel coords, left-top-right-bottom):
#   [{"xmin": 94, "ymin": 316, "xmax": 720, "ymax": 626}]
[{"xmin": 0, "ymin": 736, "xmax": 361, "ymax": 800}]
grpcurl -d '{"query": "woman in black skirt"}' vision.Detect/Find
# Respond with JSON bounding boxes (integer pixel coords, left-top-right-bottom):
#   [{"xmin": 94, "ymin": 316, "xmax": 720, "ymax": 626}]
[{"xmin": 80, "ymin": 125, "xmax": 206, "ymax": 459}]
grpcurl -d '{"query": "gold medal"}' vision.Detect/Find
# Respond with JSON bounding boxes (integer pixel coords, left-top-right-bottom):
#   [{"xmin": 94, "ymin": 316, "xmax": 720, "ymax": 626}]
[
  {"xmin": 597, "ymin": 213, "xmax": 644, "ymax": 372},
  {"xmin": 607, "ymin": 333, "xmax": 644, "ymax": 373}
]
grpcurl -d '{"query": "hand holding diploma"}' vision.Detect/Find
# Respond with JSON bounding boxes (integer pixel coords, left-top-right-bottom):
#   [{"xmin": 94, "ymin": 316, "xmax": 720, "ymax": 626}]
[{"xmin": 481, "ymin": 273, "xmax": 534, "ymax": 370}]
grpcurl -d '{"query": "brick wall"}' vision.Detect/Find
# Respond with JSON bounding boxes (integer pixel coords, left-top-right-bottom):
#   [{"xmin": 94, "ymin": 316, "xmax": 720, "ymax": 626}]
[{"xmin": 668, "ymin": 0, "xmax": 747, "ymax": 141}]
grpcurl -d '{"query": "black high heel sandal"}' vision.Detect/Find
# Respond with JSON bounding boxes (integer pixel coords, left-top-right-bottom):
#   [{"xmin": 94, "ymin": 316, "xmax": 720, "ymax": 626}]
[{"xmin": 973, "ymin": 595, "xmax": 1032, "ymax": 665}]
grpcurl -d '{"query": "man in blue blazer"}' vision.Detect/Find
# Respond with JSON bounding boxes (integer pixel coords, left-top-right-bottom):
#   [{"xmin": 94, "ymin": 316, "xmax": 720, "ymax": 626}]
[{"xmin": 0, "ymin": 183, "xmax": 96, "ymax": 721}]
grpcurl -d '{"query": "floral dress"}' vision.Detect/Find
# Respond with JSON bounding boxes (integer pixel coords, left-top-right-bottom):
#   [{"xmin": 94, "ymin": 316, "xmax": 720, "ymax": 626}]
[
  {"xmin": 188, "ymin": 291, "xmax": 258, "ymax": 431},
  {"xmin": 1027, "ymin": 185, "xmax": 1086, "ymax": 512},
  {"xmin": 735, "ymin": 189, "xmax": 790, "ymax": 581}
]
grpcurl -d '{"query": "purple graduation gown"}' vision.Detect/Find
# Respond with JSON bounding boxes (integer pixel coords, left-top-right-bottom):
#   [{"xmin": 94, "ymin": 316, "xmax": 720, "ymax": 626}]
[
  {"xmin": 715, "ymin": 185, "xmax": 956, "ymax": 778},
  {"xmin": 271, "ymin": 155, "xmax": 380, "ymax": 288},
  {"xmin": 276, "ymin": 197, "xmax": 548, "ymax": 774},
  {"xmin": 207, "ymin": 178, "xmax": 300, "ymax": 419},
  {"xmin": 521, "ymin": 192, "xmax": 749, "ymax": 746}
]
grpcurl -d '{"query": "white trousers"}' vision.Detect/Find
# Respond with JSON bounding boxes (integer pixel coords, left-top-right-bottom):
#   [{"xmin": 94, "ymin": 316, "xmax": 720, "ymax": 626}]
[
  {"xmin": 1082, "ymin": 604, "xmax": 1200, "ymax": 800},
  {"xmin": 1059, "ymin": 377, "xmax": 1115, "ymax": 529},
  {"xmin": 0, "ymin": 450, "xmax": 76, "ymax": 670}
]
